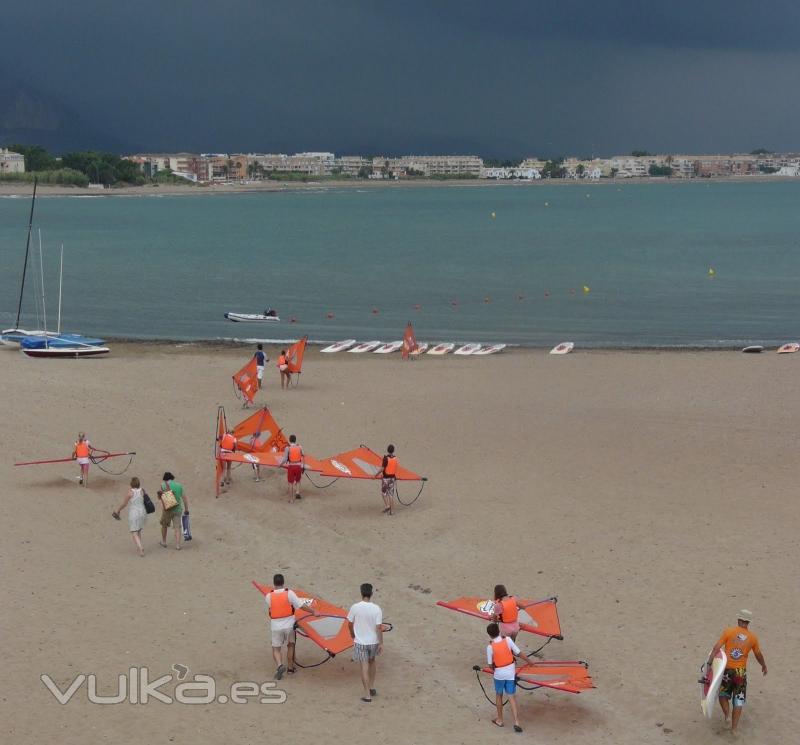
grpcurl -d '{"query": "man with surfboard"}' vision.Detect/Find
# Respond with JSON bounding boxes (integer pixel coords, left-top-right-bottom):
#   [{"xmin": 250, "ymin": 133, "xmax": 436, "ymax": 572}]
[{"xmin": 707, "ymin": 610, "xmax": 767, "ymax": 732}]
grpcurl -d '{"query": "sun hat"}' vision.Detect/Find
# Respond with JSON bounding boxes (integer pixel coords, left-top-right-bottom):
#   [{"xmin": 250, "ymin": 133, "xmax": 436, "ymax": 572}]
[{"xmin": 737, "ymin": 609, "xmax": 753, "ymax": 623}]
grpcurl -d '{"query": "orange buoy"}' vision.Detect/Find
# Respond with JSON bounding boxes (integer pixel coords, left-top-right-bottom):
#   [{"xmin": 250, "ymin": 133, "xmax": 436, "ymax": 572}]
[
  {"xmin": 544, "ymin": 291, "xmax": 550, "ymax": 298},
  {"xmin": 372, "ymin": 308, "xmax": 379, "ymax": 314},
  {"xmin": 413, "ymin": 304, "xmax": 421, "ymax": 310},
  {"xmin": 289, "ymin": 317, "xmax": 297, "ymax": 324},
  {"xmin": 326, "ymin": 312, "xmax": 334, "ymax": 319}
]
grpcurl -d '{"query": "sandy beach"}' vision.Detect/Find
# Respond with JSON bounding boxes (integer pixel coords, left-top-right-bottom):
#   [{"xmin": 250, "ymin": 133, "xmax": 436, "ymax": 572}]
[{"xmin": 2, "ymin": 345, "xmax": 796, "ymax": 744}]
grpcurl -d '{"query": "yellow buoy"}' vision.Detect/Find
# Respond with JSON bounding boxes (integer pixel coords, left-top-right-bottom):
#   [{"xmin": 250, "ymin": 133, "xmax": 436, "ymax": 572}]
[
  {"xmin": 583, "ymin": 285, "xmax": 591, "ymax": 294},
  {"xmin": 708, "ymin": 267, "xmax": 716, "ymax": 277},
  {"xmin": 491, "ymin": 212, "xmax": 496, "ymax": 219}
]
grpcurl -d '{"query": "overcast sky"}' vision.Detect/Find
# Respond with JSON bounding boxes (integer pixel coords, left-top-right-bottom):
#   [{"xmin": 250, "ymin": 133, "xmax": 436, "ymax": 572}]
[{"xmin": 2, "ymin": 1, "xmax": 799, "ymax": 156}]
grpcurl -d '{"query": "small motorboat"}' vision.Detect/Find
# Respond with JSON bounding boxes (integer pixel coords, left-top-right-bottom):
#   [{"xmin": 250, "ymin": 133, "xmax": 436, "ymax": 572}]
[
  {"xmin": 224, "ymin": 310, "xmax": 280, "ymax": 323},
  {"xmin": 348, "ymin": 341, "xmax": 382, "ymax": 354},
  {"xmin": 741, "ymin": 345, "xmax": 764, "ymax": 353},
  {"xmin": 454, "ymin": 343, "xmax": 483, "ymax": 356},
  {"xmin": 409, "ymin": 342, "xmax": 429, "ymax": 356},
  {"xmin": 373, "ymin": 341, "xmax": 403, "ymax": 354},
  {"xmin": 777, "ymin": 342, "xmax": 799, "ymax": 354},
  {"xmin": 427, "ymin": 343, "xmax": 455, "ymax": 356},
  {"xmin": 321, "ymin": 339, "xmax": 356, "ymax": 353}
]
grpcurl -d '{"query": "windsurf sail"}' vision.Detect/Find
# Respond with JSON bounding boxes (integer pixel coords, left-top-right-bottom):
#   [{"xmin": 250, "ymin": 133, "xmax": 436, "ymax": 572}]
[
  {"xmin": 317, "ymin": 445, "xmax": 426, "ymax": 481},
  {"xmin": 402, "ymin": 321, "xmax": 418, "ymax": 359},
  {"xmin": 480, "ymin": 660, "xmax": 593, "ymax": 694},
  {"xmin": 14, "ymin": 450, "xmax": 135, "ymax": 467},
  {"xmin": 232, "ymin": 357, "xmax": 259, "ymax": 404},
  {"xmin": 436, "ymin": 596, "xmax": 563, "ymax": 639},
  {"xmin": 214, "ymin": 406, "xmax": 227, "ymax": 493},
  {"xmin": 285, "ymin": 336, "xmax": 307, "ymax": 375},
  {"xmin": 252, "ymin": 581, "xmax": 354, "ymax": 657},
  {"xmin": 232, "ymin": 406, "xmax": 289, "ymax": 454}
]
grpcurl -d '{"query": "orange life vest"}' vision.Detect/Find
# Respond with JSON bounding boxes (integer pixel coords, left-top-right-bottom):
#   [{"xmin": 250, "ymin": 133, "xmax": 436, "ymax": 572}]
[
  {"xmin": 269, "ymin": 590, "xmax": 294, "ymax": 619},
  {"xmin": 498, "ymin": 597, "xmax": 518, "ymax": 623},
  {"xmin": 278, "ymin": 355, "xmax": 287, "ymax": 367},
  {"xmin": 384, "ymin": 455, "xmax": 397, "ymax": 477},
  {"xmin": 220, "ymin": 433, "xmax": 236, "ymax": 451},
  {"xmin": 491, "ymin": 638, "xmax": 514, "ymax": 668},
  {"xmin": 288, "ymin": 444, "xmax": 302, "ymax": 463},
  {"xmin": 74, "ymin": 441, "xmax": 90, "ymax": 458}
]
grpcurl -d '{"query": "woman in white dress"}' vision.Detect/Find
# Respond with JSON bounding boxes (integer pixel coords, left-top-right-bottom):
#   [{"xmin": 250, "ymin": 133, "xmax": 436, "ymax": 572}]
[{"xmin": 113, "ymin": 476, "xmax": 147, "ymax": 556}]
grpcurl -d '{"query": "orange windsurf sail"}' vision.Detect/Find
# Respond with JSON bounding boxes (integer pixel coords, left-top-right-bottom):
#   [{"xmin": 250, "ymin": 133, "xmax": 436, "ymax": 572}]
[
  {"xmin": 252, "ymin": 581, "xmax": 353, "ymax": 656},
  {"xmin": 214, "ymin": 406, "xmax": 227, "ymax": 496},
  {"xmin": 233, "ymin": 406, "xmax": 288, "ymax": 454},
  {"xmin": 317, "ymin": 445, "xmax": 426, "ymax": 481},
  {"xmin": 402, "ymin": 322, "xmax": 418, "ymax": 359},
  {"xmin": 481, "ymin": 660, "xmax": 593, "ymax": 694},
  {"xmin": 232, "ymin": 357, "xmax": 259, "ymax": 404},
  {"xmin": 436, "ymin": 596, "xmax": 562, "ymax": 639},
  {"xmin": 285, "ymin": 336, "xmax": 307, "ymax": 375}
]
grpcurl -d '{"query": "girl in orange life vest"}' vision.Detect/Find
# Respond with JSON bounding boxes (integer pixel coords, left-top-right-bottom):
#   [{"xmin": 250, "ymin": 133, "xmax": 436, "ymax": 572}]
[
  {"xmin": 486, "ymin": 621, "xmax": 535, "ymax": 732},
  {"xmin": 277, "ymin": 349, "xmax": 291, "ymax": 389},
  {"xmin": 380, "ymin": 444, "xmax": 398, "ymax": 515},
  {"xmin": 218, "ymin": 429, "xmax": 237, "ymax": 487},
  {"xmin": 72, "ymin": 432, "xmax": 93, "ymax": 486},
  {"xmin": 492, "ymin": 584, "xmax": 526, "ymax": 642},
  {"xmin": 279, "ymin": 434, "xmax": 304, "ymax": 502}
]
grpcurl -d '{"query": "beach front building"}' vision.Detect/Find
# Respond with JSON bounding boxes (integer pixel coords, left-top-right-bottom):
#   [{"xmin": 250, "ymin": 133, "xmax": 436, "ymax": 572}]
[
  {"xmin": 374, "ymin": 155, "xmax": 482, "ymax": 178},
  {"xmin": 0, "ymin": 148, "xmax": 26, "ymax": 173},
  {"xmin": 480, "ymin": 166, "xmax": 542, "ymax": 179},
  {"xmin": 334, "ymin": 156, "xmax": 371, "ymax": 176},
  {"xmin": 248, "ymin": 152, "xmax": 334, "ymax": 178}
]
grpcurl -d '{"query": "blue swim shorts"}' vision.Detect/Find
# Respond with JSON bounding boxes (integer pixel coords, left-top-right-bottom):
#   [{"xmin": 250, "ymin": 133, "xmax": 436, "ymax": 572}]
[{"xmin": 494, "ymin": 678, "xmax": 516, "ymax": 695}]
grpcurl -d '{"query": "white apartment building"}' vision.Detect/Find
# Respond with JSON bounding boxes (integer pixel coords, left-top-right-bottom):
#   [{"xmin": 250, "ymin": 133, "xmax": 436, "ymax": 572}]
[
  {"xmin": 378, "ymin": 155, "xmax": 482, "ymax": 177},
  {"xmin": 0, "ymin": 148, "xmax": 26, "ymax": 173},
  {"xmin": 334, "ymin": 156, "xmax": 370, "ymax": 176},
  {"xmin": 249, "ymin": 152, "xmax": 334, "ymax": 177}
]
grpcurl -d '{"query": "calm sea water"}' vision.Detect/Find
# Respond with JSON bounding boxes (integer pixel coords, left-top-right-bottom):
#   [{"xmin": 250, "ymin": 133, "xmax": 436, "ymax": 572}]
[{"xmin": 1, "ymin": 181, "xmax": 799, "ymax": 347}]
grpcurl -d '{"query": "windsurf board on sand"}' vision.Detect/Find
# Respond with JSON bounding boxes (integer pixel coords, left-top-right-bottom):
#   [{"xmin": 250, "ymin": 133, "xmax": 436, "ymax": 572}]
[
  {"xmin": 454, "ymin": 343, "xmax": 483, "ymax": 356},
  {"xmin": 550, "ymin": 342, "xmax": 574, "ymax": 355},
  {"xmin": 741, "ymin": 345, "xmax": 764, "ymax": 353},
  {"xmin": 373, "ymin": 340, "xmax": 403, "ymax": 354},
  {"xmin": 699, "ymin": 648, "xmax": 726, "ymax": 718},
  {"xmin": 348, "ymin": 341, "xmax": 382, "ymax": 354},
  {"xmin": 473, "ymin": 343, "xmax": 507, "ymax": 356},
  {"xmin": 427, "ymin": 343, "xmax": 455, "ymax": 356},
  {"xmin": 410, "ymin": 342, "xmax": 429, "ymax": 355},
  {"xmin": 777, "ymin": 342, "xmax": 800, "ymax": 354},
  {"xmin": 321, "ymin": 339, "xmax": 356, "ymax": 353}
]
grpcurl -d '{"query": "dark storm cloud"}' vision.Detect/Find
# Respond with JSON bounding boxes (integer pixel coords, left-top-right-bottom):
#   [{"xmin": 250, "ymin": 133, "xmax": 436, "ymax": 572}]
[{"xmin": 1, "ymin": 1, "xmax": 799, "ymax": 155}]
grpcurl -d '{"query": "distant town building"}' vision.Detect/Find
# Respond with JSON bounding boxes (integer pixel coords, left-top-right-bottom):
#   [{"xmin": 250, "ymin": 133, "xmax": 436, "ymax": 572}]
[{"xmin": 0, "ymin": 148, "xmax": 25, "ymax": 173}]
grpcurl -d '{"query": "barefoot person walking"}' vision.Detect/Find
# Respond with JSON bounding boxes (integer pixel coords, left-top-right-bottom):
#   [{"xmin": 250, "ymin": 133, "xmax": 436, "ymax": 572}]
[
  {"xmin": 279, "ymin": 434, "xmax": 304, "ymax": 502},
  {"xmin": 486, "ymin": 622, "xmax": 536, "ymax": 733},
  {"xmin": 112, "ymin": 476, "xmax": 147, "ymax": 556},
  {"xmin": 255, "ymin": 343, "xmax": 267, "ymax": 390},
  {"xmin": 277, "ymin": 349, "xmax": 291, "ymax": 389},
  {"xmin": 159, "ymin": 472, "xmax": 188, "ymax": 550},
  {"xmin": 707, "ymin": 610, "xmax": 767, "ymax": 733},
  {"xmin": 379, "ymin": 444, "xmax": 398, "ymax": 515},
  {"xmin": 72, "ymin": 432, "xmax": 92, "ymax": 486},
  {"xmin": 264, "ymin": 573, "xmax": 317, "ymax": 680},
  {"xmin": 491, "ymin": 585, "xmax": 527, "ymax": 642},
  {"xmin": 347, "ymin": 583, "xmax": 384, "ymax": 703}
]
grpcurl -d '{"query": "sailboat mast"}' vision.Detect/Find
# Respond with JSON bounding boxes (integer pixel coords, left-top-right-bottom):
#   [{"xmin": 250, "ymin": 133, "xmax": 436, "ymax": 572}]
[
  {"xmin": 38, "ymin": 229, "xmax": 47, "ymax": 333},
  {"xmin": 14, "ymin": 177, "xmax": 38, "ymax": 328},
  {"xmin": 58, "ymin": 244, "xmax": 64, "ymax": 335}
]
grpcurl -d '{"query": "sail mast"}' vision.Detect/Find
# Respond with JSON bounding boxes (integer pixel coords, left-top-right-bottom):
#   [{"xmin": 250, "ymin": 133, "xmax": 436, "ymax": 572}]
[
  {"xmin": 14, "ymin": 177, "xmax": 38, "ymax": 328},
  {"xmin": 58, "ymin": 244, "xmax": 64, "ymax": 334},
  {"xmin": 38, "ymin": 229, "xmax": 47, "ymax": 333}
]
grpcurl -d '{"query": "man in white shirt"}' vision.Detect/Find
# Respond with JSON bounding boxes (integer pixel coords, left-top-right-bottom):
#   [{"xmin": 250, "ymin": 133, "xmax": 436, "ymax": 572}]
[
  {"xmin": 347, "ymin": 583, "xmax": 383, "ymax": 702},
  {"xmin": 265, "ymin": 574, "xmax": 316, "ymax": 680},
  {"xmin": 486, "ymin": 622, "xmax": 535, "ymax": 732}
]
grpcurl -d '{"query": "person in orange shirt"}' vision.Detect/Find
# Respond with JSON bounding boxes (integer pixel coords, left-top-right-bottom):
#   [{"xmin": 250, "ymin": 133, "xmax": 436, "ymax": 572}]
[
  {"xmin": 72, "ymin": 432, "xmax": 93, "ymax": 487},
  {"xmin": 707, "ymin": 609, "xmax": 767, "ymax": 732},
  {"xmin": 380, "ymin": 444, "xmax": 397, "ymax": 515},
  {"xmin": 218, "ymin": 429, "xmax": 237, "ymax": 487}
]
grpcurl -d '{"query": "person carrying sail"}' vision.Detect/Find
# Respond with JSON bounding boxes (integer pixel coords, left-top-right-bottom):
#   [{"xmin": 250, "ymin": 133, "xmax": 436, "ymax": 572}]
[
  {"xmin": 491, "ymin": 585, "xmax": 527, "ymax": 642},
  {"xmin": 279, "ymin": 434, "xmax": 304, "ymax": 502},
  {"xmin": 380, "ymin": 444, "xmax": 398, "ymax": 515},
  {"xmin": 218, "ymin": 428, "xmax": 237, "ymax": 487},
  {"xmin": 486, "ymin": 621, "xmax": 536, "ymax": 732},
  {"xmin": 277, "ymin": 349, "xmax": 291, "ymax": 389},
  {"xmin": 265, "ymin": 573, "xmax": 317, "ymax": 680},
  {"xmin": 72, "ymin": 432, "xmax": 93, "ymax": 486}
]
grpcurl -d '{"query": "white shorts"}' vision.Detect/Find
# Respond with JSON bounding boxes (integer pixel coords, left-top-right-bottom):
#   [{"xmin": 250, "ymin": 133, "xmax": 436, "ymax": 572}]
[
  {"xmin": 279, "ymin": 364, "xmax": 288, "ymax": 372},
  {"xmin": 77, "ymin": 457, "xmax": 91, "ymax": 466},
  {"xmin": 256, "ymin": 366, "xmax": 264, "ymax": 380},
  {"xmin": 271, "ymin": 627, "xmax": 296, "ymax": 647}
]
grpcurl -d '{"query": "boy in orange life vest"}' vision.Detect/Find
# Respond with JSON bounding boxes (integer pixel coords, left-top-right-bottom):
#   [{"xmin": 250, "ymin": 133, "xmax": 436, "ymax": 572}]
[
  {"xmin": 277, "ymin": 349, "xmax": 291, "ymax": 389},
  {"xmin": 380, "ymin": 444, "xmax": 397, "ymax": 515},
  {"xmin": 72, "ymin": 432, "xmax": 93, "ymax": 486},
  {"xmin": 279, "ymin": 434, "xmax": 304, "ymax": 502},
  {"xmin": 486, "ymin": 622, "xmax": 535, "ymax": 732},
  {"xmin": 492, "ymin": 585, "xmax": 527, "ymax": 642},
  {"xmin": 218, "ymin": 429, "xmax": 237, "ymax": 487},
  {"xmin": 707, "ymin": 609, "xmax": 767, "ymax": 733},
  {"xmin": 265, "ymin": 573, "xmax": 317, "ymax": 680}
]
